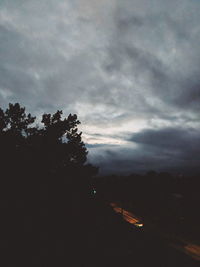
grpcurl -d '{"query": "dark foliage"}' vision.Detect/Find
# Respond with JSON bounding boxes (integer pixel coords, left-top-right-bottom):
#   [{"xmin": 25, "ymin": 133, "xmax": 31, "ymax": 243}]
[{"xmin": 0, "ymin": 103, "xmax": 98, "ymax": 266}]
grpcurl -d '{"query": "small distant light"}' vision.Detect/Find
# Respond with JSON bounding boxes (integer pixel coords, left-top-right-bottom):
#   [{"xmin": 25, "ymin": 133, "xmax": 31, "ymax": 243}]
[
  {"xmin": 135, "ymin": 223, "xmax": 143, "ymax": 228},
  {"xmin": 93, "ymin": 190, "xmax": 96, "ymax": 194}
]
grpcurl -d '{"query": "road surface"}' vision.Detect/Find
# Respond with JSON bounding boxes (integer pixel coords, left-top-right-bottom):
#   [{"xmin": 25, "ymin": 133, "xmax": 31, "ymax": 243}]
[{"xmin": 110, "ymin": 202, "xmax": 200, "ymax": 261}]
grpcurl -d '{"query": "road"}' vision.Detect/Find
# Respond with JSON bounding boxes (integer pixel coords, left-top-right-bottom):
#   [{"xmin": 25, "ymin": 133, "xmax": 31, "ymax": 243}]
[{"xmin": 110, "ymin": 202, "xmax": 200, "ymax": 261}]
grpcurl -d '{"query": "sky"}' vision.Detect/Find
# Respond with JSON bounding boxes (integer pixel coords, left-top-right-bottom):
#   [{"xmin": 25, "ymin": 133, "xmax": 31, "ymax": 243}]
[{"xmin": 0, "ymin": 0, "xmax": 200, "ymax": 175}]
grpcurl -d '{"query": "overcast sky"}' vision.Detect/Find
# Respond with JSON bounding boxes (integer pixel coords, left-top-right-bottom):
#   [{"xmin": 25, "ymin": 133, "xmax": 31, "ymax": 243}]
[{"xmin": 0, "ymin": 0, "xmax": 200, "ymax": 174}]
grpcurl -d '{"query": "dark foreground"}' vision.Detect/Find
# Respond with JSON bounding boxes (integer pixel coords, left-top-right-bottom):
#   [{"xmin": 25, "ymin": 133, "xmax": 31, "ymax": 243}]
[
  {"xmin": 1, "ymin": 197, "xmax": 199, "ymax": 267},
  {"xmin": 79, "ymin": 199, "xmax": 199, "ymax": 267}
]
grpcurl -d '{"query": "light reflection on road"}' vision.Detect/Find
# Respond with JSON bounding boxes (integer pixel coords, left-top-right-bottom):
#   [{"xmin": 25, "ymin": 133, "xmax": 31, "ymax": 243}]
[
  {"xmin": 110, "ymin": 202, "xmax": 200, "ymax": 261},
  {"xmin": 184, "ymin": 244, "xmax": 200, "ymax": 261},
  {"xmin": 110, "ymin": 203, "xmax": 143, "ymax": 227}
]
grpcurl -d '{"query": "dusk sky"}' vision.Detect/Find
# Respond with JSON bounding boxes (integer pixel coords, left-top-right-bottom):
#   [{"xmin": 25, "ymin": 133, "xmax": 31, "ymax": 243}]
[{"xmin": 0, "ymin": 0, "xmax": 200, "ymax": 174}]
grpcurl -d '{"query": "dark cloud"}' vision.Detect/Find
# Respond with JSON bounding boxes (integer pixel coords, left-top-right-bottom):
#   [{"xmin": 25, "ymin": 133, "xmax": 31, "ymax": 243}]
[
  {"xmin": 130, "ymin": 127, "xmax": 200, "ymax": 152},
  {"xmin": 129, "ymin": 127, "xmax": 200, "ymax": 173},
  {"xmin": 87, "ymin": 126, "xmax": 200, "ymax": 175}
]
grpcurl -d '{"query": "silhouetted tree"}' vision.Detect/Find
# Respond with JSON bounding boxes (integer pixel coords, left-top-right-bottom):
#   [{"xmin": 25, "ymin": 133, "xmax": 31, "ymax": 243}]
[{"xmin": 0, "ymin": 103, "xmax": 98, "ymax": 266}]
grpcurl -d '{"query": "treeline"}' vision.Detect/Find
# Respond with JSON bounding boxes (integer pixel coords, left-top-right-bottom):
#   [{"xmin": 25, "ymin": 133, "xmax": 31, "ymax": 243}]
[
  {"xmin": 93, "ymin": 171, "xmax": 200, "ymax": 239},
  {"xmin": 0, "ymin": 103, "xmax": 97, "ymax": 266}
]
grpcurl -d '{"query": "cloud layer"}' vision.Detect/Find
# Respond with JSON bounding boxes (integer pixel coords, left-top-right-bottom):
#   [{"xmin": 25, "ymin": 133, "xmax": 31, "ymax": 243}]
[{"xmin": 0, "ymin": 0, "xmax": 200, "ymax": 174}]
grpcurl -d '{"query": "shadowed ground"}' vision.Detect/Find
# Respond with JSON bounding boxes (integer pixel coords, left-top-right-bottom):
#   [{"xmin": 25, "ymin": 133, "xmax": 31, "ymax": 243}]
[
  {"xmin": 1, "ymin": 196, "xmax": 200, "ymax": 266},
  {"xmin": 64, "ymin": 199, "xmax": 199, "ymax": 267}
]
